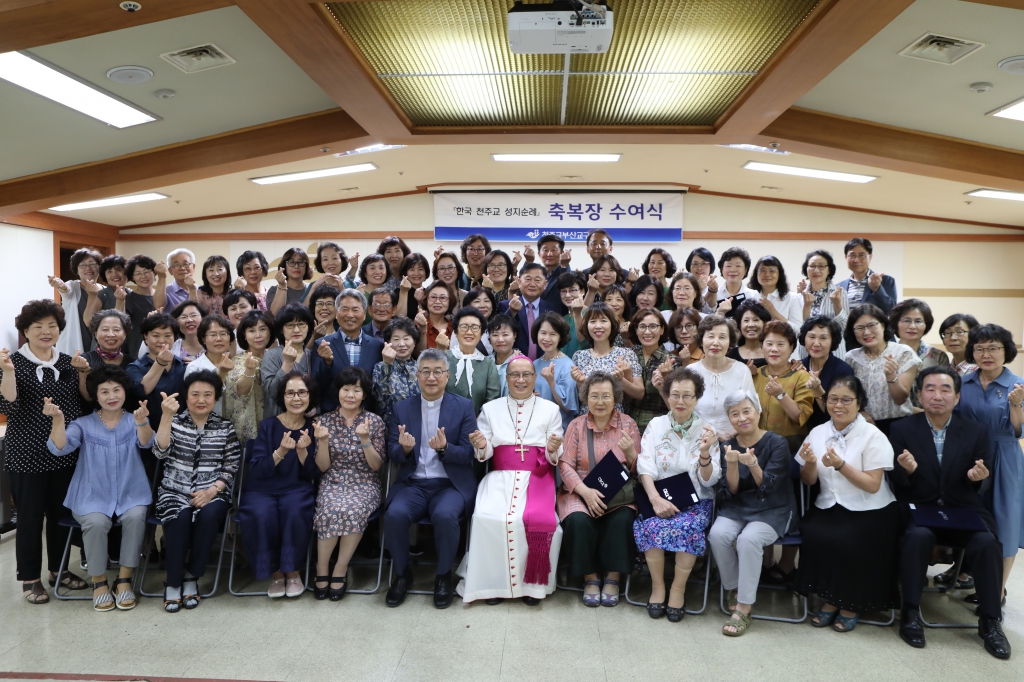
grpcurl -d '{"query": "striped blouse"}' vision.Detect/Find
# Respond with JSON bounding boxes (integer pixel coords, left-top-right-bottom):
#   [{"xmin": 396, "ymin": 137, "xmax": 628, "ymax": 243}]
[{"xmin": 153, "ymin": 411, "xmax": 241, "ymax": 523}]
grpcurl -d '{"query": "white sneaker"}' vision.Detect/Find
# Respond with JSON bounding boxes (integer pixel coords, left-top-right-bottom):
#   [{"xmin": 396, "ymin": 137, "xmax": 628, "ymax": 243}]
[
  {"xmin": 285, "ymin": 577, "xmax": 304, "ymax": 598},
  {"xmin": 268, "ymin": 578, "xmax": 286, "ymax": 598}
]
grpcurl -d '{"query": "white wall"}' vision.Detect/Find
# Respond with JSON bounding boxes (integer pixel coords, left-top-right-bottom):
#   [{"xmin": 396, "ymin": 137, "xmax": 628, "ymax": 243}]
[{"xmin": 0, "ymin": 224, "xmax": 54, "ymax": 350}]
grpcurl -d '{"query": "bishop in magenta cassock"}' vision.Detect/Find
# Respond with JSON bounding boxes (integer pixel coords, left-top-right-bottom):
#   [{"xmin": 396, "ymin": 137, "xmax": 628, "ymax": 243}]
[{"xmin": 456, "ymin": 356, "xmax": 564, "ymax": 604}]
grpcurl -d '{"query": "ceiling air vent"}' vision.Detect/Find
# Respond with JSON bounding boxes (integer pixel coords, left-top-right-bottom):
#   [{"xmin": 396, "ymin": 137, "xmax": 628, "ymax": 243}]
[
  {"xmin": 159, "ymin": 43, "xmax": 235, "ymax": 74},
  {"xmin": 898, "ymin": 33, "xmax": 985, "ymax": 65}
]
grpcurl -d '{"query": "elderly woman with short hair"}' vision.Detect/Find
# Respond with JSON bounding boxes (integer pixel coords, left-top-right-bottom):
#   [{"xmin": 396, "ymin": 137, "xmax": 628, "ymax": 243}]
[
  {"xmin": 939, "ymin": 313, "xmax": 979, "ymax": 376},
  {"xmin": 708, "ymin": 391, "xmax": 795, "ymax": 636},
  {"xmin": 889, "ymin": 298, "xmax": 950, "ymax": 371},
  {"xmin": 635, "ymin": 367, "xmax": 721, "ymax": 622},
  {"xmin": 372, "ymin": 316, "xmax": 421, "ymax": 425},
  {"xmin": 234, "ymin": 250, "xmax": 270, "ymax": 311},
  {"xmin": 558, "ymin": 372, "xmax": 641, "ymax": 607},
  {"xmin": 799, "ymin": 316, "xmax": 855, "ymax": 429},
  {"xmin": 122, "ymin": 254, "xmax": 158, "ymax": 355},
  {"xmin": 689, "ymin": 315, "xmax": 759, "ymax": 440},
  {"xmin": 224, "ymin": 310, "xmax": 274, "ymax": 444},
  {"xmin": 415, "ymin": 280, "xmax": 456, "ymax": 351},
  {"xmin": 222, "ymin": 288, "xmax": 257, "ymax": 331},
  {"xmin": 1, "ymin": 300, "xmax": 87, "ymax": 603},
  {"xmin": 80, "ymin": 255, "xmax": 128, "ymax": 341},
  {"xmin": 798, "ymin": 250, "xmax": 849, "ymax": 356},
  {"xmin": 72, "ymin": 310, "xmax": 136, "ymax": 411},
  {"xmin": 51, "ymin": 247, "xmax": 102, "ymax": 356},
  {"xmin": 446, "ymin": 307, "xmax": 500, "ymax": 414},
  {"xmin": 303, "ymin": 242, "xmax": 348, "ymax": 304},
  {"xmin": 261, "ymin": 303, "xmax": 316, "ymax": 417}
]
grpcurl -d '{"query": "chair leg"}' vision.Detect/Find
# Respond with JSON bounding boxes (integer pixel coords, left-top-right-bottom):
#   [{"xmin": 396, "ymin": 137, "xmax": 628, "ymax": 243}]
[
  {"xmin": 349, "ymin": 522, "xmax": 388, "ymax": 596},
  {"xmin": 53, "ymin": 528, "xmax": 90, "ymax": 601},
  {"xmin": 685, "ymin": 554, "xmax": 712, "ymax": 615},
  {"xmin": 200, "ymin": 516, "xmax": 231, "ymax": 599},
  {"xmin": 137, "ymin": 527, "xmax": 161, "ymax": 598}
]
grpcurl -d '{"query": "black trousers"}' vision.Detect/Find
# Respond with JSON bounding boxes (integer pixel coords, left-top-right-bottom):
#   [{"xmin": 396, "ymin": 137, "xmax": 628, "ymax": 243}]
[
  {"xmin": 561, "ymin": 508, "xmax": 636, "ymax": 578},
  {"xmin": 9, "ymin": 468, "xmax": 78, "ymax": 581},
  {"xmin": 900, "ymin": 521, "xmax": 1003, "ymax": 619},
  {"xmin": 162, "ymin": 500, "xmax": 229, "ymax": 588}
]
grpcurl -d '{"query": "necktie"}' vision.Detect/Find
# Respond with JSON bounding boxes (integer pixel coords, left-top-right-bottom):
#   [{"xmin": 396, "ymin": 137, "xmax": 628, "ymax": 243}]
[{"xmin": 526, "ymin": 301, "xmax": 537, "ymax": 359}]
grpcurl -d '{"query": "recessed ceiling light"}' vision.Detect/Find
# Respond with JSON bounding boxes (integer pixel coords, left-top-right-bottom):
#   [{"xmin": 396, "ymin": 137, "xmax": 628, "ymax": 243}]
[
  {"xmin": 492, "ymin": 153, "xmax": 620, "ymax": 162},
  {"xmin": 334, "ymin": 144, "xmax": 406, "ymax": 157},
  {"xmin": 50, "ymin": 192, "xmax": 168, "ymax": 212},
  {"xmin": 965, "ymin": 188, "xmax": 1024, "ymax": 202},
  {"xmin": 250, "ymin": 162, "xmax": 377, "ymax": 185},
  {"xmin": 988, "ymin": 95, "xmax": 1024, "ymax": 122},
  {"xmin": 0, "ymin": 51, "xmax": 158, "ymax": 128},
  {"xmin": 742, "ymin": 161, "xmax": 877, "ymax": 183},
  {"xmin": 719, "ymin": 143, "xmax": 790, "ymax": 155}
]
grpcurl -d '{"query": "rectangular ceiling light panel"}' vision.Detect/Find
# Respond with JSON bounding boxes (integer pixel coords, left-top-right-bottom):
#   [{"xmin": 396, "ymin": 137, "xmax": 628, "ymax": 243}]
[
  {"xmin": 743, "ymin": 161, "xmax": 877, "ymax": 183},
  {"xmin": 250, "ymin": 163, "xmax": 378, "ymax": 185},
  {"xmin": 966, "ymin": 189, "xmax": 1024, "ymax": 202},
  {"xmin": 0, "ymin": 51, "xmax": 158, "ymax": 128},
  {"xmin": 492, "ymin": 153, "xmax": 620, "ymax": 162},
  {"xmin": 988, "ymin": 95, "xmax": 1024, "ymax": 123},
  {"xmin": 50, "ymin": 193, "xmax": 168, "ymax": 212}
]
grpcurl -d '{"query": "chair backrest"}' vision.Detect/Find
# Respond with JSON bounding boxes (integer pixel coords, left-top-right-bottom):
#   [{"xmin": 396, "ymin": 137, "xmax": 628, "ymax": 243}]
[{"xmin": 233, "ymin": 439, "xmax": 254, "ymax": 508}]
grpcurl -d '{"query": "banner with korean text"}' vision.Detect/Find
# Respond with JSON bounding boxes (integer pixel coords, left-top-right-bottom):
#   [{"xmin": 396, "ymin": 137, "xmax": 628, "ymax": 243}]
[{"xmin": 433, "ymin": 192, "xmax": 683, "ymax": 243}]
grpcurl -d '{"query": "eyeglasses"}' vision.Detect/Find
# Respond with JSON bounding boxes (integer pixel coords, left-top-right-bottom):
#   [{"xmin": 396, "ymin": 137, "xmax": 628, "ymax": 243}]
[
  {"xmin": 689, "ymin": 260, "xmax": 710, "ymax": 270},
  {"xmin": 206, "ymin": 331, "xmax": 230, "ymax": 340},
  {"xmin": 284, "ymin": 390, "xmax": 309, "ymax": 398},
  {"xmin": 178, "ymin": 313, "xmax": 202, "ymax": 322},
  {"xmin": 427, "ymin": 295, "xmax": 449, "ymax": 303},
  {"xmin": 667, "ymin": 393, "xmax": 696, "ymax": 402},
  {"xmin": 507, "ymin": 372, "xmax": 536, "ymax": 380},
  {"xmin": 852, "ymin": 321, "xmax": 881, "ymax": 334},
  {"xmin": 436, "ymin": 265, "xmax": 457, "ymax": 274},
  {"xmin": 314, "ymin": 301, "xmax": 335, "ymax": 310},
  {"xmin": 636, "ymin": 323, "xmax": 663, "ymax": 332},
  {"xmin": 285, "ymin": 259, "xmax": 307, "ymax": 267},
  {"xmin": 486, "ymin": 262, "xmax": 507, "ymax": 271},
  {"xmin": 806, "ymin": 264, "xmax": 828, "ymax": 271},
  {"xmin": 371, "ymin": 301, "xmax": 393, "ymax": 309},
  {"xmin": 466, "ymin": 246, "xmax": 487, "ymax": 253},
  {"xmin": 899, "ymin": 317, "xmax": 925, "ymax": 327},
  {"xmin": 170, "ymin": 262, "xmax": 193, "ymax": 271},
  {"xmin": 588, "ymin": 393, "xmax": 614, "ymax": 401},
  {"xmin": 941, "ymin": 329, "xmax": 968, "ymax": 339},
  {"xmin": 417, "ymin": 369, "xmax": 448, "ymax": 378},
  {"xmin": 759, "ymin": 267, "xmax": 779, "ymax": 275},
  {"xmin": 846, "ymin": 252, "xmax": 869, "ymax": 260},
  {"xmin": 242, "ymin": 264, "xmax": 263, "ymax": 274},
  {"xmin": 561, "ymin": 288, "xmax": 581, "ymax": 297},
  {"xmin": 283, "ymin": 322, "xmax": 308, "ymax": 331},
  {"xmin": 458, "ymin": 324, "xmax": 482, "ymax": 332},
  {"xmin": 826, "ymin": 396, "xmax": 856, "ymax": 406},
  {"xmin": 677, "ymin": 323, "xmax": 697, "ymax": 332},
  {"xmin": 974, "ymin": 345, "xmax": 1004, "ymax": 356}
]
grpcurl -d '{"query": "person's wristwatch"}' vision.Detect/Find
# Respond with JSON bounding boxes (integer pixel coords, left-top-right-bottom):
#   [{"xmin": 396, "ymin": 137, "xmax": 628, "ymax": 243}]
[{"xmin": 434, "ymin": 445, "xmax": 446, "ymax": 459}]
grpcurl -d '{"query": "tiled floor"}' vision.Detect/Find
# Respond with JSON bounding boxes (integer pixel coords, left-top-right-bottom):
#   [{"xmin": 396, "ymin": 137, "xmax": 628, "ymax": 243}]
[{"xmin": 0, "ymin": 531, "xmax": 1021, "ymax": 682}]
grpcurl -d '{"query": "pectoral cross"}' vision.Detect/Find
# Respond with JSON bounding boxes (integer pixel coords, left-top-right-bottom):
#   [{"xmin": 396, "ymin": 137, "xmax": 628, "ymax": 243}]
[{"xmin": 515, "ymin": 442, "xmax": 529, "ymax": 462}]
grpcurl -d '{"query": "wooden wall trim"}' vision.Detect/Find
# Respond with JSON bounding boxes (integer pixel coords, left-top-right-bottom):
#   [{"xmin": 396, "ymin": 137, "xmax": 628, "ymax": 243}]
[{"xmin": 2, "ymin": 211, "xmax": 119, "ymax": 240}]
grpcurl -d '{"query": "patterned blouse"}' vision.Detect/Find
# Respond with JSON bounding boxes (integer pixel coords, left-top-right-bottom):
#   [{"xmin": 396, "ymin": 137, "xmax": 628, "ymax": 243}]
[
  {"xmin": 223, "ymin": 353, "xmax": 264, "ymax": 445},
  {"xmin": 372, "ymin": 358, "xmax": 420, "ymax": 425},
  {"xmin": 627, "ymin": 346, "xmax": 671, "ymax": 435},
  {"xmin": 571, "ymin": 346, "xmax": 643, "ymax": 414},
  {"xmin": 845, "ymin": 341, "xmax": 922, "ymax": 421},
  {"xmin": 153, "ymin": 411, "xmax": 241, "ymax": 522},
  {"xmin": 557, "ymin": 411, "xmax": 640, "ymax": 521}
]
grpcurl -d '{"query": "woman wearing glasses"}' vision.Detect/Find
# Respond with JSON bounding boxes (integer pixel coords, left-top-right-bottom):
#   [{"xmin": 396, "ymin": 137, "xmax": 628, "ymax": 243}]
[
  {"xmin": 662, "ymin": 272, "xmax": 706, "ymax": 322},
  {"xmin": 938, "ymin": 313, "xmax": 979, "ymax": 376},
  {"xmin": 888, "ymin": 299, "xmax": 949, "ymax": 409},
  {"xmin": 959, "ymin": 325, "xmax": 1024, "ymax": 605},
  {"xmin": 665, "ymin": 307, "xmax": 703, "ymax": 367},
  {"xmin": 627, "ymin": 308, "xmax": 672, "ymax": 434},
  {"xmin": 798, "ymin": 250, "xmax": 849, "ymax": 358},
  {"xmin": 459, "ymin": 234, "xmax": 491, "ymax": 290},
  {"xmin": 307, "ymin": 285, "xmax": 340, "ymax": 348},
  {"xmin": 234, "ymin": 251, "xmax": 270, "ymax": 311},
  {"xmin": 416, "ymin": 281, "xmax": 456, "ymax": 351},
  {"xmin": 268, "ymin": 248, "xmax": 313, "ymax": 316},
  {"xmin": 796, "ymin": 375, "xmax": 900, "ymax": 632},
  {"xmin": 844, "ymin": 304, "xmax": 921, "ymax": 436},
  {"xmin": 241, "ymin": 371, "xmax": 321, "ymax": 599},
  {"xmin": 432, "ymin": 252, "xmax": 468, "ymax": 309},
  {"xmin": 445, "ymin": 308, "xmax": 500, "ymax": 415},
  {"xmin": 685, "ymin": 248, "xmax": 718, "ymax": 310},
  {"xmin": 262, "ymin": 304, "xmax": 317, "ymax": 417},
  {"xmin": 480, "ymin": 250, "xmax": 515, "ymax": 303}
]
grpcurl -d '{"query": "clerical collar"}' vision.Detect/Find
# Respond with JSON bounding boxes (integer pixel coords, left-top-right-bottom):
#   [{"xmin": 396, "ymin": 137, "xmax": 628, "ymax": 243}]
[
  {"xmin": 424, "ymin": 397, "xmax": 441, "ymax": 407},
  {"xmin": 508, "ymin": 395, "xmax": 534, "ymax": 407}
]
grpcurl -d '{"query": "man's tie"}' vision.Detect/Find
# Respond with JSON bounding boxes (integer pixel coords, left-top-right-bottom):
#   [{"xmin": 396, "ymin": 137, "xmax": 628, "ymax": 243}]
[{"xmin": 526, "ymin": 301, "xmax": 537, "ymax": 359}]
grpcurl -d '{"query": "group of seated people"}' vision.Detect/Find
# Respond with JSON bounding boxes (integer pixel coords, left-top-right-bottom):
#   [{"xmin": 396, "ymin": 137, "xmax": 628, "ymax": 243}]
[{"xmin": 2, "ymin": 232, "xmax": 1019, "ymax": 660}]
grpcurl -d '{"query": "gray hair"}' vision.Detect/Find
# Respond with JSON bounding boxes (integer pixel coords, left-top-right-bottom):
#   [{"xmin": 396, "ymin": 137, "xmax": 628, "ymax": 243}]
[
  {"xmin": 723, "ymin": 390, "xmax": 759, "ymax": 414},
  {"xmin": 166, "ymin": 248, "xmax": 195, "ymax": 265},
  {"xmin": 335, "ymin": 289, "xmax": 367, "ymax": 310},
  {"xmin": 89, "ymin": 309, "xmax": 132, "ymax": 337},
  {"xmin": 417, "ymin": 348, "xmax": 448, "ymax": 370},
  {"xmin": 581, "ymin": 371, "xmax": 623, "ymax": 407}
]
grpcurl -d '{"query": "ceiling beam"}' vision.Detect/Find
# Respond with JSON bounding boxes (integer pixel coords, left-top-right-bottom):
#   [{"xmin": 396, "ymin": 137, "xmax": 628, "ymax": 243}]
[
  {"xmin": 0, "ymin": 0, "xmax": 234, "ymax": 52},
  {"xmin": 0, "ymin": 109, "xmax": 373, "ymax": 217},
  {"xmin": 1, "ymin": 210, "xmax": 119, "ymax": 241},
  {"xmin": 715, "ymin": 0, "xmax": 916, "ymax": 137},
  {"xmin": 758, "ymin": 107, "xmax": 1024, "ymax": 193},
  {"xmin": 960, "ymin": 0, "xmax": 1024, "ymax": 9}
]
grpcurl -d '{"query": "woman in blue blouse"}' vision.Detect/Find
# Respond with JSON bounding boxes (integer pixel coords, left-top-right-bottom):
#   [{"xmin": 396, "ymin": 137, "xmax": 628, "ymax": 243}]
[
  {"xmin": 46, "ymin": 366, "xmax": 153, "ymax": 612},
  {"xmin": 533, "ymin": 311, "xmax": 579, "ymax": 432},
  {"xmin": 959, "ymin": 324, "xmax": 1024, "ymax": 603},
  {"xmin": 240, "ymin": 371, "xmax": 321, "ymax": 599},
  {"xmin": 371, "ymin": 316, "xmax": 420, "ymax": 425}
]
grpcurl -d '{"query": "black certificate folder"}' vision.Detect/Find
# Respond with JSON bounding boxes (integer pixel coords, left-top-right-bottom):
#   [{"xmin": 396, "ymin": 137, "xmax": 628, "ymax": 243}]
[
  {"xmin": 581, "ymin": 452, "xmax": 630, "ymax": 500},
  {"xmin": 909, "ymin": 503, "xmax": 988, "ymax": 532},
  {"xmin": 635, "ymin": 472, "xmax": 700, "ymax": 519}
]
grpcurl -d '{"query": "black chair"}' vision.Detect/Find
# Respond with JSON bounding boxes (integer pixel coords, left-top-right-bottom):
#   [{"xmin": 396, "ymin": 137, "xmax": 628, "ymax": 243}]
[{"xmin": 53, "ymin": 517, "xmax": 129, "ymax": 601}]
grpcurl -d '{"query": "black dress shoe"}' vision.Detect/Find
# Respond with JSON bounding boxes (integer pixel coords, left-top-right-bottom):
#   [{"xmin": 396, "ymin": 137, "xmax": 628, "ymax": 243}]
[
  {"xmin": 646, "ymin": 601, "xmax": 666, "ymax": 619},
  {"xmin": 666, "ymin": 606, "xmax": 685, "ymax": 623},
  {"xmin": 433, "ymin": 572, "xmax": 454, "ymax": 609},
  {"xmin": 899, "ymin": 607, "xmax": 925, "ymax": 648},
  {"xmin": 486, "ymin": 598, "xmax": 503, "ymax": 605},
  {"xmin": 979, "ymin": 615, "xmax": 1011, "ymax": 660},
  {"xmin": 386, "ymin": 570, "xmax": 413, "ymax": 608},
  {"xmin": 522, "ymin": 596, "xmax": 541, "ymax": 606}
]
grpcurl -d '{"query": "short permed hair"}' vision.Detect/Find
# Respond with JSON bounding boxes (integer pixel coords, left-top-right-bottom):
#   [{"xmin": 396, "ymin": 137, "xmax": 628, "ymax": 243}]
[
  {"xmin": 659, "ymin": 366, "xmax": 705, "ymax": 402},
  {"xmin": 967, "ymin": 324, "xmax": 1018, "ymax": 365},
  {"xmin": 85, "ymin": 365, "xmax": 133, "ymax": 403},
  {"xmin": 697, "ymin": 314, "xmax": 739, "ymax": 349},
  {"xmin": 184, "ymin": 369, "xmax": 224, "ymax": 401},
  {"xmin": 15, "ymin": 299, "xmax": 65, "ymax": 334},
  {"xmin": 274, "ymin": 370, "xmax": 315, "ymax": 412},
  {"xmin": 581, "ymin": 371, "xmax": 623, "ymax": 408},
  {"xmin": 88, "ymin": 309, "xmax": 131, "ymax": 339}
]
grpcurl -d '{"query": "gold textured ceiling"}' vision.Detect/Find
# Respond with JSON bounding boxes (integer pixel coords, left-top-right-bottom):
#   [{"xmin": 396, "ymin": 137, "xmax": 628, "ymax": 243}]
[{"xmin": 326, "ymin": 0, "xmax": 821, "ymax": 127}]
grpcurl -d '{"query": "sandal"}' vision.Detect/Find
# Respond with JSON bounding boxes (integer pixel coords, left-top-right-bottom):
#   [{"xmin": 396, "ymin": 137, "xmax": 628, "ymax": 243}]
[
  {"xmin": 832, "ymin": 612, "xmax": 859, "ymax": 632},
  {"xmin": 600, "ymin": 579, "xmax": 620, "ymax": 607},
  {"xmin": 811, "ymin": 607, "xmax": 840, "ymax": 628},
  {"xmin": 582, "ymin": 580, "xmax": 601, "ymax": 608},
  {"xmin": 723, "ymin": 610, "xmax": 752, "ymax": 637},
  {"xmin": 113, "ymin": 577, "xmax": 137, "ymax": 611},
  {"xmin": 22, "ymin": 581, "xmax": 49, "ymax": 604},
  {"xmin": 49, "ymin": 570, "xmax": 88, "ymax": 591},
  {"xmin": 182, "ymin": 581, "xmax": 201, "ymax": 610},
  {"xmin": 314, "ymin": 575, "xmax": 330, "ymax": 601},
  {"xmin": 163, "ymin": 585, "xmax": 182, "ymax": 613},
  {"xmin": 328, "ymin": 575, "xmax": 347, "ymax": 602},
  {"xmin": 92, "ymin": 579, "xmax": 114, "ymax": 612}
]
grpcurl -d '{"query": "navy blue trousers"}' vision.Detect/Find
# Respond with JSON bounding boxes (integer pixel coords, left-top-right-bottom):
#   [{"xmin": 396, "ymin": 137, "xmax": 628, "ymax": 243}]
[
  {"xmin": 239, "ymin": 485, "xmax": 315, "ymax": 580},
  {"xmin": 384, "ymin": 478, "xmax": 464, "ymax": 576}
]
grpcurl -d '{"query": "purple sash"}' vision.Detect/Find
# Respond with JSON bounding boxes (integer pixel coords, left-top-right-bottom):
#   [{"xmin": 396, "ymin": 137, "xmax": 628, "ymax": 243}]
[{"xmin": 493, "ymin": 444, "xmax": 557, "ymax": 585}]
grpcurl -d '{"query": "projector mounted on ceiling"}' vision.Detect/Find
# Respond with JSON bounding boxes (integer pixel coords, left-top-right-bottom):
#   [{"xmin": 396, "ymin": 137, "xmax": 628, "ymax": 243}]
[{"xmin": 508, "ymin": 1, "xmax": 613, "ymax": 55}]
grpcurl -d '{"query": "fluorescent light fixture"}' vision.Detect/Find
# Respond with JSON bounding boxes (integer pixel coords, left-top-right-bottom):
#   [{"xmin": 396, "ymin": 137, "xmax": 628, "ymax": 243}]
[
  {"xmin": 492, "ymin": 153, "xmax": 621, "ymax": 162},
  {"xmin": 50, "ymin": 193, "xmax": 168, "ymax": 212},
  {"xmin": 334, "ymin": 144, "xmax": 406, "ymax": 157},
  {"xmin": 250, "ymin": 163, "xmax": 378, "ymax": 185},
  {"xmin": 988, "ymin": 96, "xmax": 1024, "ymax": 122},
  {"xmin": 965, "ymin": 188, "xmax": 1024, "ymax": 202},
  {"xmin": 0, "ymin": 51, "xmax": 158, "ymax": 128},
  {"xmin": 718, "ymin": 143, "xmax": 790, "ymax": 155},
  {"xmin": 742, "ymin": 161, "xmax": 877, "ymax": 183}
]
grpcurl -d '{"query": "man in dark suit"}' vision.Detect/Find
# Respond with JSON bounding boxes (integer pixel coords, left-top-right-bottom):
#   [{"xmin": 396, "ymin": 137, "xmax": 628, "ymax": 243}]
[
  {"xmin": 384, "ymin": 349, "xmax": 479, "ymax": 609},
  {"xmin": 311, "ymin": 290, "xmax": 383, "ymax": 412},
  {"xmin": 522, "ymin": 234, "xmax": 572, "ymax": 314},
  {"xmin": 889, "ymin": 366, "xmax": 1009, "ymax": 659},
  {"xmin": 497, "ymin": 262, "xmax": 556, "ymax": 361}
]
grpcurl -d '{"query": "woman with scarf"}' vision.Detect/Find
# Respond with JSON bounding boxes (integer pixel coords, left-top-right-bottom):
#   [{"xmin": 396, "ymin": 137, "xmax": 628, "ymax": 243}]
[{"xmin": 445, "ymin": 307, "xmax": 500, "ymax": 415}]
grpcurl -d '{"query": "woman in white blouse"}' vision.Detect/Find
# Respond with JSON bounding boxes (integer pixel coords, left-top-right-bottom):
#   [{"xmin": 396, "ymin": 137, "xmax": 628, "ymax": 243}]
[
  {"xmin": 688, "ymin": 315, "xmax": 760, "ymax": 441},
  {"xmin": 747, "ymin": 255, "xmax": 803, "ymax": 334},
  {"xmin": 635, "ymin": 367, "xmax": 721, "ymax": 623},
  {"xmin": 843, "ymin": 304, "xmax": 921, "ymax": 436},
  {"xmin": 796, "ymin": 375, "xmax": 900, "ymax": 633}
]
